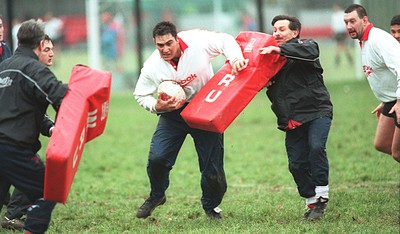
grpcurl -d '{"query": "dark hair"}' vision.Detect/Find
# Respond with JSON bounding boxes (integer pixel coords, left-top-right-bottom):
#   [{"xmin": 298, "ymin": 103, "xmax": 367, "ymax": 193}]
[
  {"xmin": 44, "ymin": 34, "xmax": 52, "ymax": 43},
  {"xmin": 152, "ymin": 21, "xmax": 177, "ymax": 39},
  {"xmin": 344, "ymin": 4, "xmax": 368, "ymax": 18},
  {"xmin": 391, "ymin": 15, "xmax": 400, "ymax": 26},
  {"xmin": 17, "ymin": 19, "xmax": 45, "ymax": 49},
  {"xmin": 271, "ymin": 15, "xmax": 301, "ymax": 38}
]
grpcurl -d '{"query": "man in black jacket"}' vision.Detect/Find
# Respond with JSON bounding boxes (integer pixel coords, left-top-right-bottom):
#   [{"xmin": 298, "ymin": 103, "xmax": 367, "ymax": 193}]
[
  {"xmin": 1, "ymin": 34, "xmax": 57, "ymax": 231},
  {"xmin": 0, "ymin": 19, "xmax": 68, "ymax": 233},
  {"xmin": 260, "ymin": 15, "xmax": 333, "ymax": 221}
]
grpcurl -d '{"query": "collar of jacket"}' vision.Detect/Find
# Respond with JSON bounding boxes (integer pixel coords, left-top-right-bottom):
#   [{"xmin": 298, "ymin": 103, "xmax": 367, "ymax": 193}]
[
  {"xmin": 14, "ymin": 46, "xmax": 39, "ymax": 61},
  {"xmin": 285, "ymin": 38, "xmax": 300, "ymax": 44}
]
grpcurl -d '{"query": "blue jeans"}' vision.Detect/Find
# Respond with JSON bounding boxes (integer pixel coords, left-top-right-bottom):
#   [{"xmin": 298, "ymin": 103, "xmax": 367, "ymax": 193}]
[
  {"xmin": 146, "ymin": 106, "xmax": 227, "ymax": 211},
  {"xmin": 285, "ymin": 116, "xmax": 331, "ymax": 198}
]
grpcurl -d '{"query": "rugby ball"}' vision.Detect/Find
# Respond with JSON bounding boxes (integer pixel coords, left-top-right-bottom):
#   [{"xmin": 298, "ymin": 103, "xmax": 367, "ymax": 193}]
[{"xmin": 158, "ymin": 80, "xmax": 186, "ymax": 103}]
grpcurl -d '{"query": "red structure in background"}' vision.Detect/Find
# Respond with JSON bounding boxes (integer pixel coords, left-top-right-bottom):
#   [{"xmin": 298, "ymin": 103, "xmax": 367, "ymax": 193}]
[
  {"xmin": 60, "ymin": 15, "xmax": 87, "ymax": 46},
  {"xmin": 59, "ymin": 15, "xmax": 334, "ymax": 48},
  {"xmin": 59, "ymin": 16, "xmax": 333, "ymax": 47},
  {"xmin": 301, "ymin": 25, "xmax": 333, "ymax": 38},
  {"xmin": 2, "ymin": 15, "xmax": 87, "ymax": 47},
  {"xmin": 3, "ymin": 15, "xmax": 333, "ymax": 48}
]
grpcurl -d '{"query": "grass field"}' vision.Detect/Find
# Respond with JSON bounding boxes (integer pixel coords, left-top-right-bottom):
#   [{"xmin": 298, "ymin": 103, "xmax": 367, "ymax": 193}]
[{"xmin": 1, "ymin": 43, "xmax": 399, "ymax": 233}]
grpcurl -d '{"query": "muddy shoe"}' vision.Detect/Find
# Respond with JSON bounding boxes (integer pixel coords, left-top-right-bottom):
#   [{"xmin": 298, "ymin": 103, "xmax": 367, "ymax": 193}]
[
  {"xmin": 304, "ymin": 197, "xmax": 328, "ymax": 221},
  {"xmin": 136, "ymin": 196, "xmax": 166, "ymax": 218},
  {"xmin": 1, "ymin": 217, "xmax": 24, "ymax": 231},
  {"xmin": 205, "ymin": 207, "xmax": 223, "ymax": 221}
]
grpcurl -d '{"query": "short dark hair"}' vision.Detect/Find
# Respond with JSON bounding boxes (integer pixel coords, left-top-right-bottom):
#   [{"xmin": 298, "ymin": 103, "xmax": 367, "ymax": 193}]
[
  {"xmin": 152, "ymin": 21, "xmax": 177, "ymax": 39},
  {"xmin": 390, "ymin": 15, "xmax": 400, "ymax": 26},
  {"xmin": 44, "ymin": 34, "xmax": 52, "ymax": 43},
  {"xmin": 271, "ymin": 15, "xmax": 301, "ymax": 38},
  {"xmin": 17, "ymin": 19, "xmax": 45, "ymax": 49},
  {"xmin": 344, "ymin": 4, "xmax": 368, "ymax": 18}
]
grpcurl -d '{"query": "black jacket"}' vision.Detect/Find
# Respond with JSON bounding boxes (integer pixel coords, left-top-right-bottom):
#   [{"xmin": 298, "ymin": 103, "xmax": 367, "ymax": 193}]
[
  {"xmin": 0, "ymin": 46, "xmax": 68, "ymax": 151},
  {"xmin": 266, "ymin": 38, "xmax": 333, "ymax": 131}
]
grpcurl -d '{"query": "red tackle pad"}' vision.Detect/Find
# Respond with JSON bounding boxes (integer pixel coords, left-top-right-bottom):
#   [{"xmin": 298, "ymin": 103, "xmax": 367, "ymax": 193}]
[
  {"xmin": 44, "ymin": 65, "xmax": 111, "ymax": 203},
  {"xmin": 181, "ymin": 31, "xmax": 286, "ymax": 133}
]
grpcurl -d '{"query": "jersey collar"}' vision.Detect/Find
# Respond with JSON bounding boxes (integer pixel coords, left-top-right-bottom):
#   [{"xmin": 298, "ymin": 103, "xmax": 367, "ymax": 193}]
[
  {"xmin": 169, "ymin": 37, "xmax": 188, "ymax": 70},
  {"xmin": 178, "ymin": 36, "xmax": 188, "ymax": 52},
  {"xmin": 359, "ymin": 23, "xmax": 373, "ymax": 47}
]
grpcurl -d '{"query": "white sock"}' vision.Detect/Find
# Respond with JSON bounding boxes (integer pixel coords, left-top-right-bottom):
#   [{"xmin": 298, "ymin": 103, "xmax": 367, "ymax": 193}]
[
  {"xmin": 306, "ymin": 185, "xmax": 329, "ymax": 205},
  {"xmin": 315, "ymin": 185, "xmax": 329, "ymax": 200}
]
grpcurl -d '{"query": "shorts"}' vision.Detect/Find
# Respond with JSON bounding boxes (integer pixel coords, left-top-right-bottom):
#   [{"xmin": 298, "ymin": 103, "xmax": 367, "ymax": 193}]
[
  {"xmin": 334, "ymin": 33, "xmax": 346, "ymax": 43},
  {"xmin": 382, "ymin": 101, "xmax": 400, "ymax": 128}
]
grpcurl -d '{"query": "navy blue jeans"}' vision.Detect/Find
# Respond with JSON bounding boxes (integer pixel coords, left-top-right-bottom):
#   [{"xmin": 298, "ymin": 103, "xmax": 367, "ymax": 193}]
[
  {"xmin": 0, "ymin": 144, "xmax": 56, "ymax": 233},
  {"xmin": 147, "ymin": 106, "xmax": 227, "ymax": 211},
  {"xmin": 285, "ymin": 116, "xmax": 331, "ymax": 198}
]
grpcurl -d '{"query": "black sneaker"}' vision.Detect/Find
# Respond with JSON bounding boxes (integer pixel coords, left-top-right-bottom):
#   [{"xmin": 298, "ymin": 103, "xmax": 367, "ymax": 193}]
[
  {"xmin": 136, "ymin": 196, "xmax": 166, "ymax": 218},
  {"xmin": 1, "ymin": 217, "xmax": 24, "ymax": 230},
  {"xmin": 205, "ymin": 207, "xmax": 223, "ymax": 220},
  {"xmin": 304, "ymin": 197, "xmax": 328, "ymax": 221}
]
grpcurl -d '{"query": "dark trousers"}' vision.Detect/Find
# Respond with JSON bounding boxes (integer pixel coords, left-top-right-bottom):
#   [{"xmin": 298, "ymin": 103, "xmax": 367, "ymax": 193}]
[
  {"xmin": 147, "ymin": 107, "xmax": 227, "ymax": 211},
  {"xmin": 6, "ymin": 188, "xmax": 31, "ymax": 219},
  {"xmin": 2, "ymin": 192, "xmax": 10, "ymax": 206},
  {"xmin": 285, "ymin": 116, "xmax": 331, "ymax": 198},
  {"xmin": 0, "ymin": 144, "xmax": 56, "ymax": 233}
]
